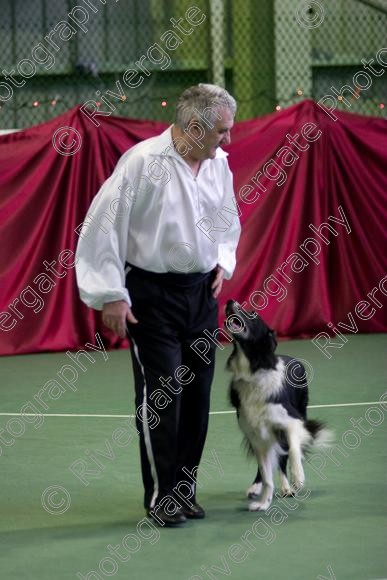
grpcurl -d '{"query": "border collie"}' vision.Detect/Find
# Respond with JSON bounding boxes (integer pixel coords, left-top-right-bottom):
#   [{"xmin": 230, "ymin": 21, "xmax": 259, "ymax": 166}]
[{"xmin": 225, "ymin": 300, "xmax": 333, "ymax": 512}]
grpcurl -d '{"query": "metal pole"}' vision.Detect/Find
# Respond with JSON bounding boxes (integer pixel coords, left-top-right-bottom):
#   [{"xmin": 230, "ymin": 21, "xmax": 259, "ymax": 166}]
[{"xmin": 209, "ymin": 0, "xmax": 225, "ymax": 87}]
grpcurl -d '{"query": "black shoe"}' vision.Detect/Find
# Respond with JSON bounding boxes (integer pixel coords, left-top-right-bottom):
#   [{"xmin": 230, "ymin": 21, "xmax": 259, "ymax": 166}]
[
  {"xmin": 146, "ymin": 505, "xmax": 187, "ymax": 527},
  {"xmin": 181, "ymin": 502, "xmax": 205, "ymax": 519}
]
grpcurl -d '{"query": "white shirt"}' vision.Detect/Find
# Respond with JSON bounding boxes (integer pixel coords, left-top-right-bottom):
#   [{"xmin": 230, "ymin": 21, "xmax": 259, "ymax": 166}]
[{"xmin": 75, "ymin": 126, "xmax": 241, "ymax": 310}]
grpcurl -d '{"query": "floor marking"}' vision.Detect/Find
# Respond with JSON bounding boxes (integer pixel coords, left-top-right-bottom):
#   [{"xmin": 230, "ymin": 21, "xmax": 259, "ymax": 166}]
[
  {"xmin": 0, "ymin": 401, "xmax": 384, "ymax": 419},
  {"xmin": 0, "ymin": 413, "xmax": 132, "ymax": 418},
  {"xmin": 308, "ymin": 401, "xmax": 385, "ymax": 409}
]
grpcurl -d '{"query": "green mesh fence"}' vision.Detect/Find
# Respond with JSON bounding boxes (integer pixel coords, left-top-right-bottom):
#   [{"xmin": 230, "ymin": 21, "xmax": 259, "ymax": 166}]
[
  {"xmin": 0, "ymin": 0, "xmax": 386, "ymax": 129},
  {"xmin": 276, "ymin": 0, "xmax": 387, "ymax": 117}
]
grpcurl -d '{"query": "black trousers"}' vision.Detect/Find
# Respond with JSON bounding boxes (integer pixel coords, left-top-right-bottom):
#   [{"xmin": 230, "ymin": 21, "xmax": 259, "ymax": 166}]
[{"xmin": 125, "ymin": 265, "xmax": 219, "ymax": 510}]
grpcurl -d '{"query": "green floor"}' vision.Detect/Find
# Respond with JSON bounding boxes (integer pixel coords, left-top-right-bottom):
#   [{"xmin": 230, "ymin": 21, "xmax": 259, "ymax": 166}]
[{"xmin": 1, "ymin": 334, "xmax": 386, "ymax": 580}]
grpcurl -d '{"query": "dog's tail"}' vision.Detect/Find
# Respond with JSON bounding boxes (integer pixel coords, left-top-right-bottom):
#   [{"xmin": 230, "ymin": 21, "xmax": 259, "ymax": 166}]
[{"xmin": 304, "ymin": 419, "xmax": 335, "ymax": 450}]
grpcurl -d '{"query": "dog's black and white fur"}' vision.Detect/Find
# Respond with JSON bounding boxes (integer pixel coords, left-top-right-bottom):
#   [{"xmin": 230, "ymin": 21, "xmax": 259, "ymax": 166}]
[{"xmin": 225, "ymin": 300, "xmax": 332, "ymax": 512}]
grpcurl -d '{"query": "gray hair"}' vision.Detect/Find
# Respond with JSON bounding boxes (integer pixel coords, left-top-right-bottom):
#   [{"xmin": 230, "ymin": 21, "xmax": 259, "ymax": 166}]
[{"xmin": 175, "ymin": 83, "xmax": 237, "ymax": 130}]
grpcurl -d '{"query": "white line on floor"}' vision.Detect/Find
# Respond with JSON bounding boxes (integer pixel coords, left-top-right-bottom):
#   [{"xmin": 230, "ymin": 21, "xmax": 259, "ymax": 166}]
[{"xmin": 0, "ymin": 400, "xmax": 384, "ymax": 419}]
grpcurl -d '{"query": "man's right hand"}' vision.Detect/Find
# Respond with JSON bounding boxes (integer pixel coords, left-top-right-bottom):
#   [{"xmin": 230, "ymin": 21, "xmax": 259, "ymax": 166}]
[{"xmin": 102, "ymin": 300, "xmax": 138, "ymax": 338}]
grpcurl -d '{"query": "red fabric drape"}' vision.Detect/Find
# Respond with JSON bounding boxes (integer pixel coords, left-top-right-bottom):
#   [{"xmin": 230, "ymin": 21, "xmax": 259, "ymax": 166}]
[{"xmin": 1, "ymin": 100, "xmax": 386, "ymax": 356}]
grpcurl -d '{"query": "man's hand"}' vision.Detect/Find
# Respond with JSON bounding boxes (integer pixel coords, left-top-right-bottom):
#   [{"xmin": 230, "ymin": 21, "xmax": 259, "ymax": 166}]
[
  {"xmin": 102, "ymin": 300, "xmax": 138, "ymax": 338},
  {"xmin": 211, "ymin": 266, "xmax": 225, "ymax": 299}
]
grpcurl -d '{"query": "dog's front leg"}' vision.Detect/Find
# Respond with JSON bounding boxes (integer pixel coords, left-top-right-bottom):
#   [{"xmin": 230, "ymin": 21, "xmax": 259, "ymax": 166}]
[
  {"xmin": 247, "ymin": 468, "xmax": 263, "ymax": 498},
  {"xmin": 288, "ymin": 426, "xmax": 305, "ymax": 490},
  {"xmin": 278, "ymin": 455, "xmax": 292, "ymax": 496},
  {"xmin": 248, "ymin": 449, "xmax": 275, "ymax": 512}
]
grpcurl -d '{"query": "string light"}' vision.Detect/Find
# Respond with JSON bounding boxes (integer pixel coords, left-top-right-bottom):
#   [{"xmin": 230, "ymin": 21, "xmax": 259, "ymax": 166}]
[{"xmin": 0, "ymin": 92, "xmax": 385, "ymax": 117}]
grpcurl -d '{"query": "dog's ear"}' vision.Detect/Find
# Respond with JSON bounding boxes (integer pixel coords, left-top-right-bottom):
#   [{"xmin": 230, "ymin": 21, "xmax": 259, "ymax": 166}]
[{"xmin": 268, "ymin": 330, "xmax": 277, "ymax": 351}]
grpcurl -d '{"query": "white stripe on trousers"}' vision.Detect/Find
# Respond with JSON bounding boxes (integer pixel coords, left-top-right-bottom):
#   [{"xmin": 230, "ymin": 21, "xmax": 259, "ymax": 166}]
[{"xmin": 132, "ymin": 338, "xmax": 159, "ymax": 509}]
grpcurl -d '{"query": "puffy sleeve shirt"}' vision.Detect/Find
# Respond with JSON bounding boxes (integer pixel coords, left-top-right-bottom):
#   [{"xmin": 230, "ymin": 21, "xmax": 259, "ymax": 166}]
[{"xmin": 75, "ymin": 126, "xmax": 241, "ymax": 310}]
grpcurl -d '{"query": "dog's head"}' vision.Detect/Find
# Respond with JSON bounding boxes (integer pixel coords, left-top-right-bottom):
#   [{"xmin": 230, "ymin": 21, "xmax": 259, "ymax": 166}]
[{"xmin": 225, "ymin": 300, "xmax": 277, "ymax": 374}]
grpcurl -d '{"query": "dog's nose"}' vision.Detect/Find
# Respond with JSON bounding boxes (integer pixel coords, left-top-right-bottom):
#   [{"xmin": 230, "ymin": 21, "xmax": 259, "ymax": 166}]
[{"xmin": 225, "ymin": 300, "xmax": 239, "ymax": 317}]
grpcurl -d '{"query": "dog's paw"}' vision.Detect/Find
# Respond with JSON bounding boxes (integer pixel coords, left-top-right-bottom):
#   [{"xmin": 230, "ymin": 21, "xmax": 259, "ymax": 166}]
[
  {"xmin": 279, "ymin": 473, "xmax": 292, "ymax": 497},
  {"xmin": 290, "ymin": 465, "xmax": 305, "ymax": 488},
  {"xmin": 291, "ymin": 480, "xmax": 305, "ymax": 495},
  {"xmin": 280, "ymin": 483, "xmax": 293, "ymax": 497},
  {"xmin": 246, "ymin": 482, "xmax": 262, "ymax": 498},
  {"xmin": 291, "ymin": 480, "xmax": 305, "ymax": 494},
  {"xmin": 248, "ymin": 499, "xmax": 271, "ymax": 512}
]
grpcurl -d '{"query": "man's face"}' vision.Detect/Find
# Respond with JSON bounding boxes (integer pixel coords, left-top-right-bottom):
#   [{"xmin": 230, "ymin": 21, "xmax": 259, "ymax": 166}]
[{"xmin": 195, "ymin": 106, "xmax": 234, "ymax": 160}]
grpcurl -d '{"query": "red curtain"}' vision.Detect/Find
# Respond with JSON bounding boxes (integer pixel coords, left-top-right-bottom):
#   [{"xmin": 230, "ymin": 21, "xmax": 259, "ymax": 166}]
[{"xmin": 1, "ymin": 100, "xmax": 386, "ymax": 356}]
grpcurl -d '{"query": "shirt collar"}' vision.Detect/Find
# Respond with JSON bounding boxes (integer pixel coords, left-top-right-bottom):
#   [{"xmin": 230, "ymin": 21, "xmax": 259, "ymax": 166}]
[{"xmin": 150, "ymin": 125, "xmax": 229, "ymax": 160}]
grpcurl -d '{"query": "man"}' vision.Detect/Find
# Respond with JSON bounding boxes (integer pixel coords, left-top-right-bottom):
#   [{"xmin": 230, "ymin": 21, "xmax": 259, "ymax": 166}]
[{"xmin": 75, "ymin": 84, "xmax": 240, "ymax": 527}]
